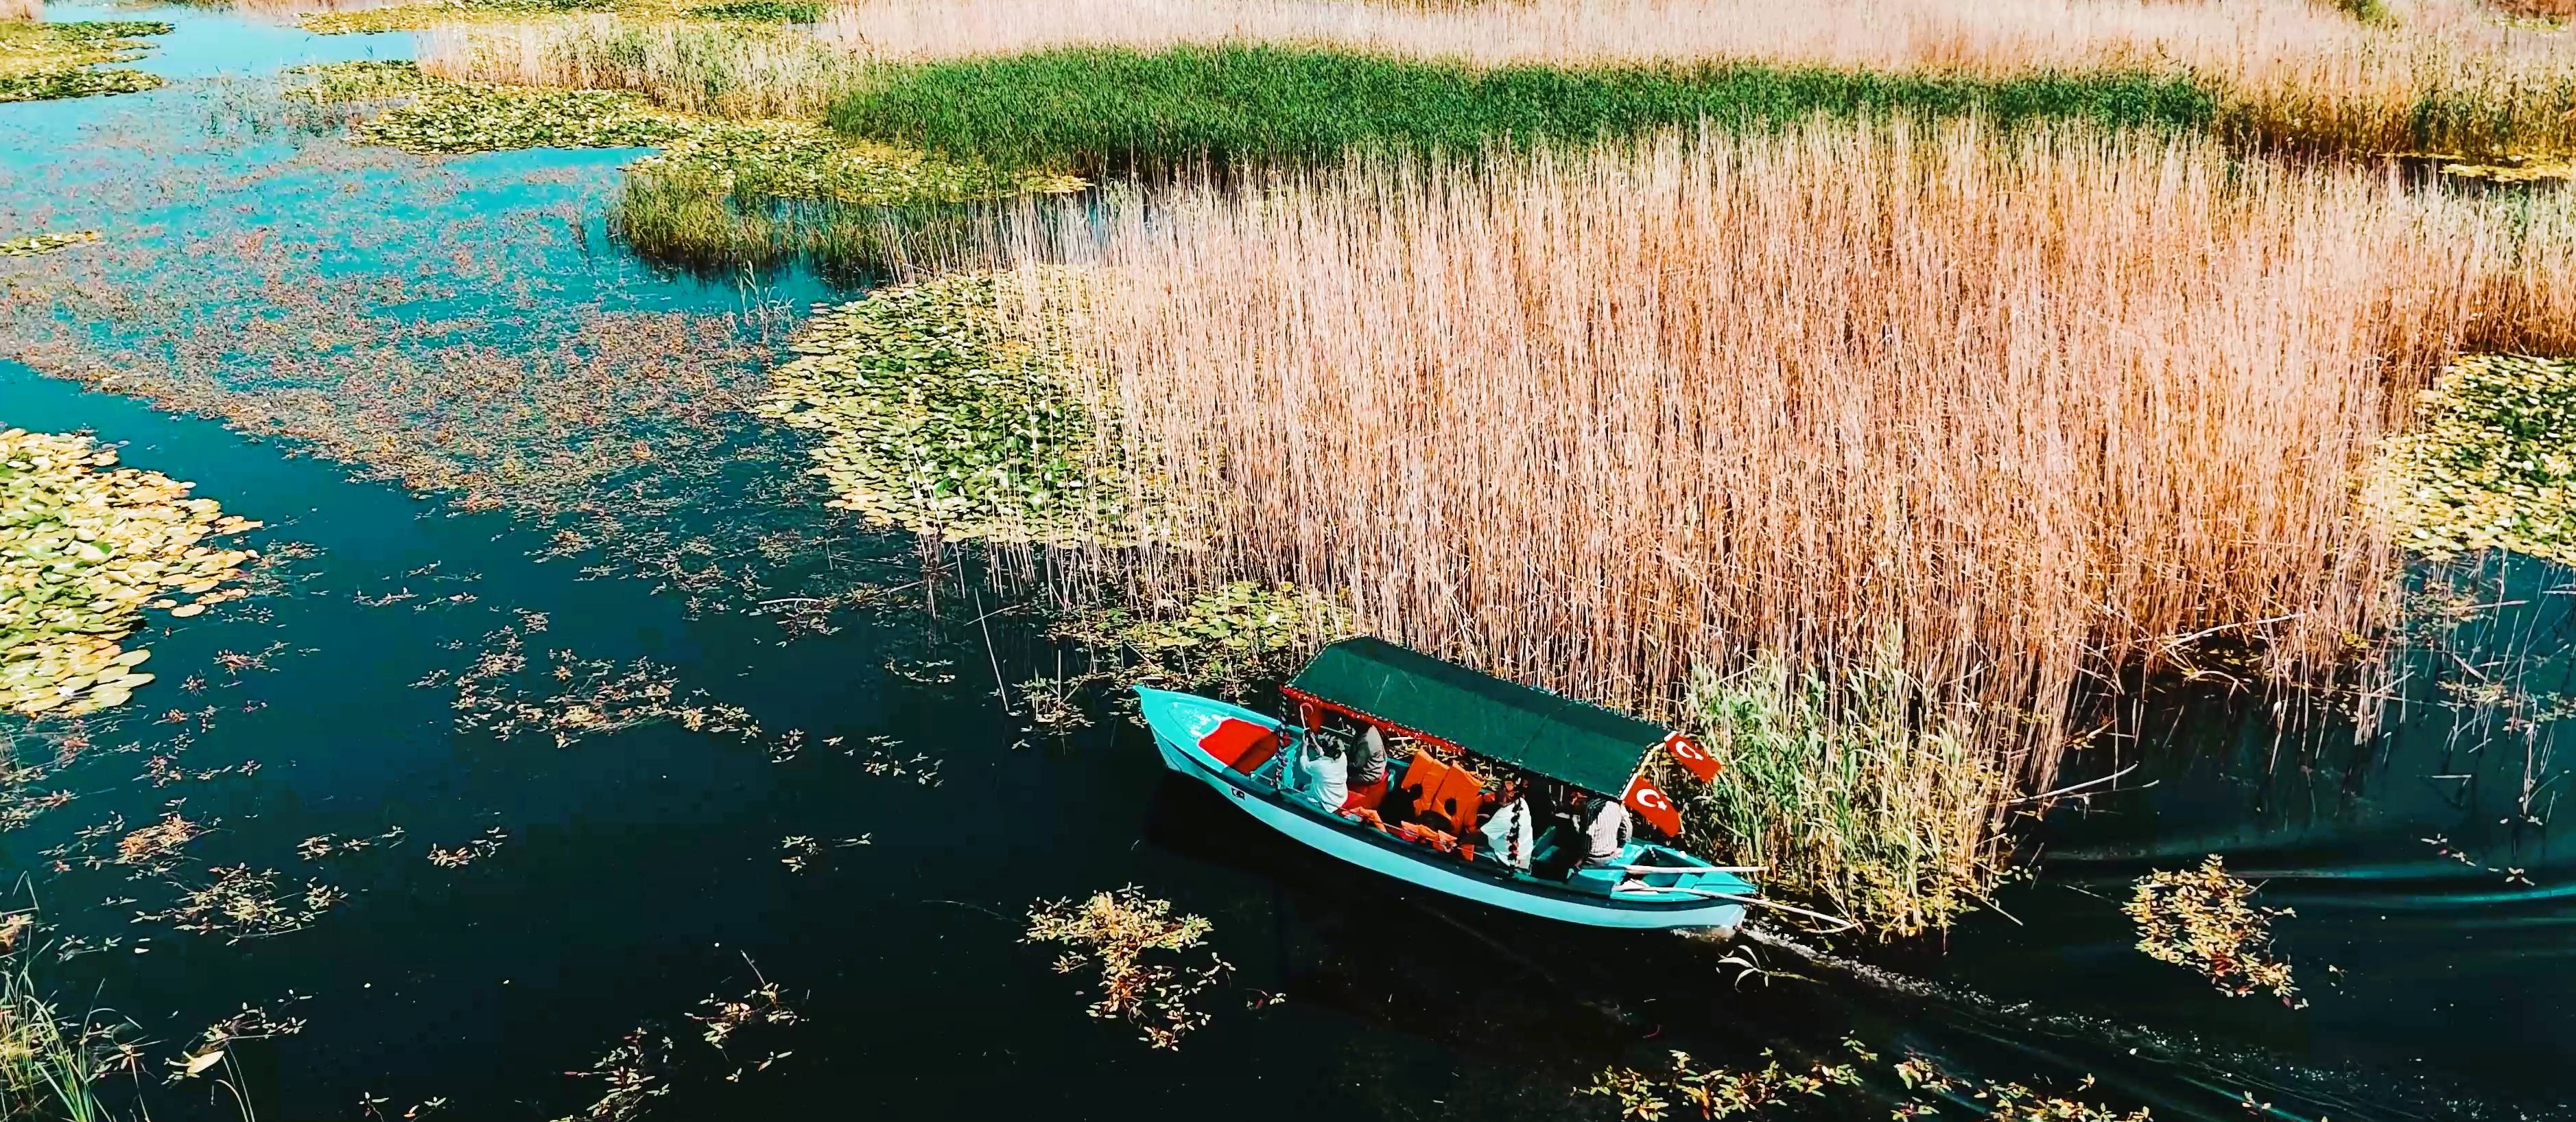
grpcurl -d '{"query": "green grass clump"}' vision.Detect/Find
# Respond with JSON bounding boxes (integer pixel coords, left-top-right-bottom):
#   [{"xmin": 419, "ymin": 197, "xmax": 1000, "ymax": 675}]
[
  {"xmin": 300, "ymin": 0, "xmax": 814, "ymax": 33},
  {"xmin": 687, "ymin": 0, "xmax": 820, "ymax": 22},
  {"xmin": 0, "ymin": 20, "xmax": 170, "ymax": 103},
  {"xmin": 1667, "ymin": 647, "xmax": 2008, "ymax": 938},
  {"xmin": 827, "ymin": 44, "xmax": 2216, "ymax": 173},
  {"xmin": 756, "ymin": 270, "xmax": 1155, "ymax": 546},
  {"xmin": 2374, "ymin": 354, "xmax": 2576, "ymax": 567}
]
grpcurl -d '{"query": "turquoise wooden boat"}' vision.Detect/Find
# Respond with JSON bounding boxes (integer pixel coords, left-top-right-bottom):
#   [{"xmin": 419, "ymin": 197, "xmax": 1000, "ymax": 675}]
[{"xmin": 1136, "ymin": 637, "xmax": 1760, "ymax": 933}]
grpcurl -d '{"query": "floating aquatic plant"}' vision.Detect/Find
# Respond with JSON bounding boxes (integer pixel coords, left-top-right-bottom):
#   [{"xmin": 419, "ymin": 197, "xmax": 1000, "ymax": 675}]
[
  {"xmin": 0, "ymin": 20, "xmax": 169, "ymax": 103},
  {"xmin": 1581, "ymin": 1049, "xmax": 1860, "ymax": 1121},
  {"xmin": 132, "ymin": 863, "xmax": 345, "ymax": 943},
  {"xmin": 1891, "ymin": 1054, "xmax": 2151, "ymax": 1122},
  {"xmin": 0, "ymin": 429, "xmax": 264, "ymax": 718},
  {"xmin": 425, "ymin": 826, "xmax": 506, "ymax": 868},
  {"xmin": 553, "ymin": 961, "xmax": 801, "ymax": 1121},
  {"xmin": 1046, "ymin": 580, "xmax": 1356, "ymax": 701},
  {"xmin": 759, "ymin": 269, "xmax": 1159, "ymax": 547},
  {"xmin": 1024, "ymin": 885, "xmax": 1231, "ymax": 1050},
  {"xmin": 2124, "ymin": 854, "xmax": 2298, "ymax": 1003},
  {"xmin": 2373, "ymin": 354, "xmax": 2576, "ymax": 568},
  {"xmin": 0, "ymin": 231, "xmax": 97, "ymax": 258}
]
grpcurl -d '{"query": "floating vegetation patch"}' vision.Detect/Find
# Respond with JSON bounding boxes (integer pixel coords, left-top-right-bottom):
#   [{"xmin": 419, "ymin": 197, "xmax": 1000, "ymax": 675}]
[
  {"xmin": 299, "ymin": 0, "xmax": 818, "ymax": 34},
  {"xmin": 1581, "ymin": 1049, "xmax": 1860, "ymax": 1121},
  {"xmin": 759, "ymin": 269, "xmax": 1160, "ymax": 547},
  {"xmin": 0, "ymin": 429, "xmax": 263, "ymax": 718},
  {"xmin": 113, "ymin": 809, "xmax": 205, "ymax": 874},
  {"xmin": 1891, "ymin": 1054, "xmax": 2153, "ymax": 1122},
  {"xmin": 0, "ymin": 20, "xmax": 169, "ymax": 104},
  {"xmin": 1043, "ymin": 580, "xmax": 1356, "ymax": 708},
  {"xmin": 1024, "ymin": 885, "xmax": 1231, "ymax": 1050},
  {"xmin": 295, "ymin": 826, "xmax": 407, "ymax": 861},
  {"xmin": 0, "ymin": 231, "xmax": 97, "ymax": 258},
  {"xmin": 2374, "ymin": 354, "xmax": 2576, "ymax": 567},
  {"xmin": 2125, "ymin": 854, "xmax": 2300, "ymax": 1004},
  {"xmin": 292, "ymin": 62, "xmax": 1065, "ymax": 198},
  {"xmin": 425, "ymin": 826, "xmax": 507, "ymax": 867},
  {"xmin": 133, "ymin": 863, "xmax": 346, "ymax": 943},
  {"xmin": 169, "ymin": 994, "xmax": 311, "ymax": 1084},
  {"xmin": 553, "ymin": 962, "xmax": 801, "ymax": 1121},
  {"xmin": 776, "ymin": 832, "xmax": 866, "ymax": 872}
]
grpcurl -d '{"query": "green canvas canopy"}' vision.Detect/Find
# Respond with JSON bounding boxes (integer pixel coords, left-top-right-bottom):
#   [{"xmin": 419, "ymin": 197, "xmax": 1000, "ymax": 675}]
[{"xmin": 1285, "ymin": 636, "xmax": 1669, "ymax": 796}]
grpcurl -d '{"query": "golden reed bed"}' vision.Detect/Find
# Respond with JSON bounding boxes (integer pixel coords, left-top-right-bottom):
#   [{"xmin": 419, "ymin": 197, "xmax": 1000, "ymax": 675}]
[{"xmin": 991, "ymin": 120, "xmax": 2575, "ymax": 795}]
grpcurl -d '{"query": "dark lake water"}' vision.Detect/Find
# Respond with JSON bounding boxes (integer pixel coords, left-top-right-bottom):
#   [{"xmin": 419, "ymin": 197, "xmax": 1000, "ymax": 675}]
[{"xmin": 3, "ymin": 8, "xmax": 2572, "ymax": 1120}]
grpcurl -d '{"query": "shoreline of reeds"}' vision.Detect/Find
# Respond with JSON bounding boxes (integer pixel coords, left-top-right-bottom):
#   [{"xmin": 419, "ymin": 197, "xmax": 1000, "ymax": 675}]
[{"xmin": 892, "ymin": 117, "xmax": 2576, "ymax": 933}]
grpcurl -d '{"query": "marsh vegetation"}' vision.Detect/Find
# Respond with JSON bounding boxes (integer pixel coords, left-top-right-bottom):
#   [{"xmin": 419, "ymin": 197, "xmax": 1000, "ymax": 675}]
[{"xmin": 0, "ymin": 21, "xmax": 168, "ymax": 103}]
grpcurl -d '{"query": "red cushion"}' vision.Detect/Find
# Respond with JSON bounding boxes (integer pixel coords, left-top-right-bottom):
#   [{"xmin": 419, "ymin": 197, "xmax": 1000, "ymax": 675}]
[{"xmin": 1198, "ymin": 718, "xmax": 1281, "ymax": 774}]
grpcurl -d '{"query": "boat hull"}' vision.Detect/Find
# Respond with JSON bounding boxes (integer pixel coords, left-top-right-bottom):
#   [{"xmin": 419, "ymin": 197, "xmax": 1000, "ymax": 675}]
[{"xmin": 1137, "ymin": 687, "xmax": 1747, "ymax": 933}]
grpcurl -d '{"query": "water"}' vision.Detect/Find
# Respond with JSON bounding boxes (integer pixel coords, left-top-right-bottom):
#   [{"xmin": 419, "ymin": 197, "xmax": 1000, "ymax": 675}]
[{"xmin": 2, "ymin": 9, "xmax": 2571, "ymax": 1120}]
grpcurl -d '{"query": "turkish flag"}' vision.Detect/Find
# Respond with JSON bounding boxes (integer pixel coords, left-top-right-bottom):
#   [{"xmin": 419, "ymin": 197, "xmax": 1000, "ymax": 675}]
[
  {"xmin": 1662, "ymin": 732, "xmax": 1721, "ymax": 783},
  {"xmin": 1621, "ymin": 773, "xmax": 1683, "ymax": 837}
]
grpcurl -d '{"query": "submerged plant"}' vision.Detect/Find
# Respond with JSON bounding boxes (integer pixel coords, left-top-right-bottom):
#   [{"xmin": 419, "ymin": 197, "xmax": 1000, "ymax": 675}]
[
  {"xmin": 2124, "ymin": 854, "xmax": 2298, "ymax": 1003},
  {"xmin": 0, "ymin": 20, "xmax": 169, "ymax": 103},
  {"xmin": 0, "ymin": 429, "xmax": 265, "ymax": 718},
  {"xmin": 2372, "ymin": 354, "xmax": 2576, "ymax": 568},
  {"xmin": 1024, "ymin": 886, "xmax": 1231, "ymax": 1050}
]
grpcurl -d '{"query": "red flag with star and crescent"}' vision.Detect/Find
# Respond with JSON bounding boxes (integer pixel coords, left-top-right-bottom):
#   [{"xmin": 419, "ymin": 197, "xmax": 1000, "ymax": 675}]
[
  {"xmin": 1621, "ymin": 773, "xmax": 1683, "ymax": 837},
  {"xmin": 1662, "ymin": 732, "xmax": 1721, "ymax": 783}
]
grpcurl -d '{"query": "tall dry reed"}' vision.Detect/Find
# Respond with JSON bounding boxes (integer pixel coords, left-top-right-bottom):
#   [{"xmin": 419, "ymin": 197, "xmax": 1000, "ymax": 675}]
[
  {"xmin": 0, "ymin": 0, "xmax": 39, "ymax": 23},
  {"xmin": 419, "ymin": 16, "xmax": 870, "ymax": 117},
  {"xmin": 827, "ymin": 0, "xmax": 2576, "ymax": 156},
  {"xmin": 995, "ymin": 120, "xmax": 2573, "ymax": 797}
]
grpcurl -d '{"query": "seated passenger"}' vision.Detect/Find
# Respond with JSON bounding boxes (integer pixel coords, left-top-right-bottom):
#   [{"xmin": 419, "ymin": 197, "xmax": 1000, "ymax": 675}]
[
  {"xmin": 1479, "ymin": 779, "xmax": 1534, "ymax": 872},
  {"xmin": 1349, "ymin": 723, "xmax": 1390, "ymax": 809},
  {"xmin": 1299, "ymin": 735, "xmax": 1348, "ymax": 815},
  {"xmin": 1584, "ymin": 794, "xmax": 1631, "ymax": 866}
]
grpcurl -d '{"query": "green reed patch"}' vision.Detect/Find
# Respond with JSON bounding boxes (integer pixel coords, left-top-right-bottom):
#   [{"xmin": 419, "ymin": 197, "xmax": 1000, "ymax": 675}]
[
  {"xmin": 300, "ymin": 0, "xmax": 814, "ymax": 34},
  {"xmin": 0, "ymin": 429, "xmax": 263, "ymax": 719},
  {"xmin": 1667, "ymin": 646, "xmax": 2009, "ymax": 939},
  {"xmin": 0, "ymin": 20, "xmax": 170, "ymax": 103},
  {"xmin": 757, "ymin": 269, "xmax": 1157, "ymax": 547},
  {"xmin": 0, "ymin": 231, "xmax": 97, "ymax": 257},
  {"xmin": 2374, "ymin": 354, "xmax": 2576, "ymax": 567},
  {"xmin": 2125, "ymin": 854, "xmax": 2300, "ymax": 1004},
  {"xmin": 827, "ymin": 44, "xmax": 2217, "ymax": 173},
  {"xmin": 687, "ymin": 0, "xmax": 820, "ymax": 22}
]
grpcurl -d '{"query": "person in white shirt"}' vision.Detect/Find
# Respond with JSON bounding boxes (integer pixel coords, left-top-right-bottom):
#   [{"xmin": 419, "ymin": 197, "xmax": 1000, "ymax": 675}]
[
  {"xmin": 1301, "ymin": 736, "xmax": 1348, "ymax": 813},
  {"xmin": 1584, "ymin": 795, "xmax": 1631, "ymax": 864}
]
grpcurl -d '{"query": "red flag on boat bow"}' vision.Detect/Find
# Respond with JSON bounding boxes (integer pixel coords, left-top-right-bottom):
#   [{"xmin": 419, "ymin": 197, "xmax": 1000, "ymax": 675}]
[
  {"xmin": 1621, "ymin": 773, "xmax": 1683, "ymax": 837},
  {"xmin": 1662, "ymin": 732, "xmax": 1721, "ymax": 783}
]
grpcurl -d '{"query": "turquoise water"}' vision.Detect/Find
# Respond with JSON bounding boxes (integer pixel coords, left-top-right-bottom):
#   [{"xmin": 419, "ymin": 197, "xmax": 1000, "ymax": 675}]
[{"xmin": 1, "ymin": 8, "xmax": 2571, "ymax": 1120}]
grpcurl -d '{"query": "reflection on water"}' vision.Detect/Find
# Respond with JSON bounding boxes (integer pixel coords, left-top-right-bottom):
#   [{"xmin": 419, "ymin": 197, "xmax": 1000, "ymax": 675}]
[{"xmin": 0, "ymin": 5, "xmax": 2570, "ymax": 1121}]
